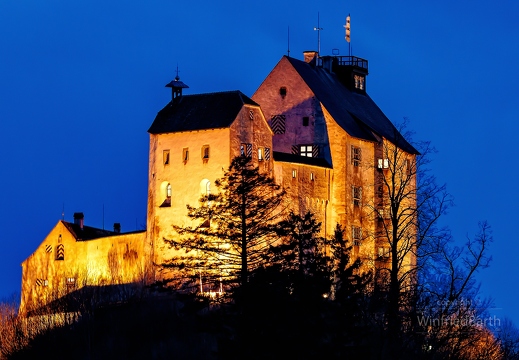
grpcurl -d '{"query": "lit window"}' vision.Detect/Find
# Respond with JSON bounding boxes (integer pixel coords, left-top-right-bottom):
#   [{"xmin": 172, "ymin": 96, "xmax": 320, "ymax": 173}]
[
  {"xmin": 258, "ymin": 148, "xmax": 264, "ymax": 161},
  {"xmin": 160, "ymin": 182, "xmax": 171, "ymax": 207},
  {"xmin": 202, "ymin": 145, "xmax": 210, "ymax": 159},
  {"xmin": 55, "ymin": 244, "xmax": 64, "ymax": 261},
  {"xmin": 163, "ymin": 150, "xmax": 170, "ymax": 165},
  {"xmin": 354, "ymin": 75, "xmax": 365, "ymax": 90},
  {"xmin": 352, "ymin": 186, "xmax": 362, "ymax": 206},
  {"xmin": 351, "ymin": 146, "xmax": 361, "ymax": 166},
  {"xmin": 300, "ymin": 145, "xmax": 313, "ymax": 157},
  {"xmin": 66, "ymin": 277, "xmax": 76, "ymax": 288},
  {"xmin": 310, "ymin": 172, "xmax": 314, "ymax": 181},
  {"xmin": 182, "ymin": 148, "xmax": 189, "ymax": 162},
  {"xmin": 378, "ymin": 158, "xmax": 389, "ymax": 169},
  {"xmin": 352, "ymin": 226, "xmax": 362, "ymax": 245},
  {"xmin": 292, "ymin": 169, "xmax": 297, "ymax": 178},
  {"xmin": 303, "ymin": 117, "xmax": 309, "ymax": 126}
]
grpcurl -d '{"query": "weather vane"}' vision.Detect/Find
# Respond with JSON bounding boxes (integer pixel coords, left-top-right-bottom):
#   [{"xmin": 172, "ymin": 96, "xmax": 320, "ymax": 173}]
[{"xmin": 314, "ymin": 12, "xmax": 323, "ymax": 55}]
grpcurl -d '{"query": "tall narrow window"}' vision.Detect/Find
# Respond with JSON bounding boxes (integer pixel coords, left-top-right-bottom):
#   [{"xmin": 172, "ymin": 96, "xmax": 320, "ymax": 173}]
[
  {"xmin": 351, "ymin": 146, "xmax": 361, "ymax": 166},
  {"xmin": 246, "ymin": 143, "xmax": 253, "ymax": 158},
  {"xmin": 352, "ymin": 226, "xmax": 362, "ymax": 245},
  {"xmin": 352, "ymin": 186, "xmax": 362, "ymax": 206},
  {"xmin": 302, "ymin": 116, "xmax": 309, "ymax": 126},
  {"xmin": 182, "ymin": 148, "xmax": 189, "ymax": 162},
  {"xmin": 265, "ymin": 147, "xmax": 271, "ymax": 160},
  {"xmin": 354, "ymin": 75, "xmax": 365, "ymax": 90},
  {"xmin": 163, "ymin": 150, "xmax": 170, "ymax": 165},
  {"xmin": 249, "ymin": 110, "xmax": 254, "ymax": 120},
  {"xmin": 202, "ymin": 145, "xmax": 210, "ymax": 159},
  {"xmin": 292, "ymin": 169, "xmax": 297, "ymax": 178},
  {"xmin": 258, "ymin": 147, "xmax": 264, "ymax": 161},
  {"xmin": 167, "ymin": 184, "xmax": 172, "ymax": 198}
]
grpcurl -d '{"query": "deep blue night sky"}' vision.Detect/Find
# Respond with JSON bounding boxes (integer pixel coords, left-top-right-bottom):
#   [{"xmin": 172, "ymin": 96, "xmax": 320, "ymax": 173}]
[{"xmin": 1, "ymin": 0, "xmax": 518, "ymax": 326}]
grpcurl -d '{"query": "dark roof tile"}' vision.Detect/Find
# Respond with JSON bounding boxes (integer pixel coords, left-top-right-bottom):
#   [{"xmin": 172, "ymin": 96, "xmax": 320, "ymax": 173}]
[
  {"xmin": 286, "ymin": 56, "xmax": 418, "ymax": 154},
  {"xmin": 148, "ymin": 90, "xmax": 259, "ymax": 134}
]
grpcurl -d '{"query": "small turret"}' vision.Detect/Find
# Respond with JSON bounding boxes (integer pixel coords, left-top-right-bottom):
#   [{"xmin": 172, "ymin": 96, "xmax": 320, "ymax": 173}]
[{"xmin": 165, "ymin": 67, "xmax": 189, "ymax": 100}]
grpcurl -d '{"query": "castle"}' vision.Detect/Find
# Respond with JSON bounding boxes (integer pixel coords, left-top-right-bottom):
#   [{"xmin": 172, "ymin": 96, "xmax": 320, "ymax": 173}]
[{"xmin": 19, "ymin": 50, "xmax": 418, "ymax": 315}]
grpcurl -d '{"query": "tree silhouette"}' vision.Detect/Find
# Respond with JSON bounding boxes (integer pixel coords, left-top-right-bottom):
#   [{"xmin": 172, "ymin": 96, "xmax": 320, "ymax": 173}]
[{"xmin": 163, "ymin": 156, "xmax": 286, "ymax": 294}]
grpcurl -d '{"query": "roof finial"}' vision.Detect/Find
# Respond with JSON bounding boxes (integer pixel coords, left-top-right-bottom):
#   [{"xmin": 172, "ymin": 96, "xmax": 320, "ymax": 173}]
[
  {"xmin": 175, "ymin": 63, "xmax": 180, "ymax": 81},
  {"xmin": 313, "ymin": 12, "xmax": 323, "ymax": 56}
]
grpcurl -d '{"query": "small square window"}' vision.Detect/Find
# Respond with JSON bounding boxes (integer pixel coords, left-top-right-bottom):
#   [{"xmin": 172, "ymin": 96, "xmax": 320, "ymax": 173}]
[
  {"xmin": 202, "ymin": 145, "xmax": 210, "ymax": 159},
  {"xmin": 378, "ymin": 158, "xmax": 389, "ymax": 169},
  {"xmin": 280, "ymin": 87, "xmax": 287, "ymax": 97},
  {"xmin": 66, "ymin": 277, "xmax": 76, "ymax": 288},
  {"xmin": 303, "ymin": 117, "xmax": 309, "ymax": 126},
  {"xmin": 300, "ymin": 145, "xmax": 313, "ymax": 157},
  {"xmin": 378, "ymin": 247, "xmax": 390, "ymax": 259},
  {"xmin": 182, "ymin": 148, "xmax": 189, "ymax": 162},
  {"xmin": 163, "ymin": 150, "xmax": 170, "ymax": 165}
]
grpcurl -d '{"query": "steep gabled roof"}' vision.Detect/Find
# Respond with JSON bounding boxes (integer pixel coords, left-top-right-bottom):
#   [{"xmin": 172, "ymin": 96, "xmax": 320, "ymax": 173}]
[
  {"xmin": 148, "ymin": 90, "xmax": 259, "ymax": 134},
  {"xmin": 285, "ymin": 56, "xmax": 419, "ymax": 154}
]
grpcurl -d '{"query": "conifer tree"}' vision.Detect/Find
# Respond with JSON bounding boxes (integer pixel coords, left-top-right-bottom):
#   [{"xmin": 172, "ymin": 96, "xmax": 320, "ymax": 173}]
[{"xmin": 163, "ymin": 156, "xmax": 286, "ymax": 293}]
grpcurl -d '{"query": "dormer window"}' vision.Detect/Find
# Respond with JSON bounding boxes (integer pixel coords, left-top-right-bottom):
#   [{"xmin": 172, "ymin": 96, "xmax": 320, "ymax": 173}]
[{"xmin": 354, "ymin": 75, "xmax": 365, "ymax": 90}]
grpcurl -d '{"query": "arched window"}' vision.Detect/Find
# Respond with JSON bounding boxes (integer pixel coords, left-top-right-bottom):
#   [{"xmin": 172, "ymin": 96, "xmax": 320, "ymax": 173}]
[{"xmin": 159, "ymin": 182, "xmax": 172, "ymax": 207}]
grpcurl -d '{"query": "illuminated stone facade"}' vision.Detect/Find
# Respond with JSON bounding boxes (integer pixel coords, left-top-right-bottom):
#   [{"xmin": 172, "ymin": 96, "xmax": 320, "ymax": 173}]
[{"xmin": 20, "ymin": 51, "xmax": 418, "ymax": 314}]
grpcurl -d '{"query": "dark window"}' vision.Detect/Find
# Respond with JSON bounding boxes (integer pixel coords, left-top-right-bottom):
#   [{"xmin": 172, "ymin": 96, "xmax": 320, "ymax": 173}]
[
  {"xmin": 163, "ymin": 150, "xmax": 170, "ymax": 165},
  {"xmin": 352, "ymin": 226, "xmax": 362, "ymax": 245},
  {"xmin": 182, "ymin": 148, "xmax": 189, "ymax": 162},
  {"xmin": 280, "ymin": 87, "xmax": 287, "ymax": 97},
  {"xmin": 249, "ymin": 110, "xmax": 254, "ymax": 120},
  {"xmin": 352, "ymin": 186, "xmax": 362, "ymax": 206},
  {"xmin": 202, "ymin": 145, "xmax": 210, "ymax": 159},
  {"xmin": 351, "ymin": 146, "xmax": 361, "ymax": 166},
  {"xmin": 303, "ymin": 117, "xmax": 309, "ymax": 126},
  {"xmin": 265, "ymin": 147, "xmax": 271, "ymax": 160}
]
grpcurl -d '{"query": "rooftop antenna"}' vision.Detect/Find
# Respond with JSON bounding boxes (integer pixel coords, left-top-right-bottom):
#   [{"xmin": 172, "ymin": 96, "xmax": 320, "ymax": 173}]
[
  {"xmin": 175, "ymin": 63, "xmax": 180, "ymax": 81},
  {"xmin": 344, "ymin": 14, "xmax": 351, "ymax": 56},
  {"xmin": 314, "ymin": 12, "xmax": 323, "ymax": 56},
  {"xmin": 287, "ymin": 26, "xmax": 290, "ymax": 57}
]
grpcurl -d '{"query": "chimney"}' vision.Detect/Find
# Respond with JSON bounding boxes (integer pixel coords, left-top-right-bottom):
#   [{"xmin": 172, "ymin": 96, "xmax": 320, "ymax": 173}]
[
  {"xmin": 113, "ymin": 223, "xmax": 121, "ymax": 234},
  {"xmin": 303, "ymin": 51, "xmax": 318, "ymax": 65},
  {"xmin": 73, "ymin": 212, "xmax": 84, "ymax": 230}
]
